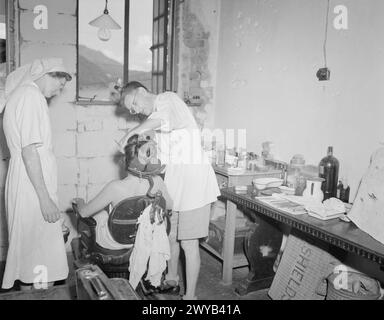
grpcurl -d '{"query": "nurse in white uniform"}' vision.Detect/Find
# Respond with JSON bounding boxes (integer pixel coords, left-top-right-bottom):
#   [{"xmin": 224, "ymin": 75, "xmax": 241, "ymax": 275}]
[
  {"xmin": 1, "ymin": 58, "xmax": 71, "ymax": 290},
  {"xmin": 117, "ymin": 81, "xmax": 220, "ymax": 300}
]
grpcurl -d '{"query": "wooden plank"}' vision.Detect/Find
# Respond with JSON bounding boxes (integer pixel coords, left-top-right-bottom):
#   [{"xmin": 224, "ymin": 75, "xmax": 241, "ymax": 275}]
[
  {"xmin": 200, "ymin": 242, "xmax": 248, "ymax": 269},
  {"xmin": 200, "ymin": 241, "xmax": 222, "ymax": 260},
  {"xmin": 222, "ymin": 200, "xmax": 237, "ymax": 285},
  {"xmin": 233, "ymin": 254, "xmax": 249, "ymax": 268}
]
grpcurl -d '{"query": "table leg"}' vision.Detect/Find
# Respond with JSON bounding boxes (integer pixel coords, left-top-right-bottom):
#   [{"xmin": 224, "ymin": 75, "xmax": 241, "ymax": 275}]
[{"xmin": 222, "ymin": 200, "xmax": 237, "ymax": 285}]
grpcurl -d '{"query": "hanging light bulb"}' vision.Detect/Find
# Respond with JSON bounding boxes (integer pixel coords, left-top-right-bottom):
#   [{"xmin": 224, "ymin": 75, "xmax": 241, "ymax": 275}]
[
  {"xmin": 98, "ymin": 28, "xmax": 112, "ymax": 41},
  {"xmin": 89, "ymin": 0, "xmax": 121, "ymax": 42}
]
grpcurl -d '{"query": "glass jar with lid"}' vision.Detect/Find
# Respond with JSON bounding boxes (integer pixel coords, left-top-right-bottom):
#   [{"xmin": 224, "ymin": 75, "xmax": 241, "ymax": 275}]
[{"xmin": 286, "ymin": 154, "xmax": 306, "ymax": 195}]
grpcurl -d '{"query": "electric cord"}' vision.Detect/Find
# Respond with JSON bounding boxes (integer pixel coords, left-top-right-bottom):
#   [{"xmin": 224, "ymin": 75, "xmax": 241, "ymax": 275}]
[{"xmin": 323, "ymin": 0, "xmax": 331, "ymax": 68}]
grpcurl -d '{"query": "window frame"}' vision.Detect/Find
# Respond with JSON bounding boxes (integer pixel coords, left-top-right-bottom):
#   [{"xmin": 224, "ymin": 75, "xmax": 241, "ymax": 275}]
[
  {"xmin": 4, "ymin": 0, "xmax": 19, "ymax": 77},
  {"xmin": 76, "ymin": 0, "xmax": 130, "ymax": 105},
  {"xmin": 0, "ymin": 1, "xmax": 19, "ymax": 119},
  {"xmin": 75, "ymin": 0, "xmax": 176, "ymax": 105},
  {"xmin": 166, "ymin": 0, "xmax": 176, "ymax": 92},
  {"xmin": 151, "ymin": 0, "xmax": 176, "ymax": 94}
]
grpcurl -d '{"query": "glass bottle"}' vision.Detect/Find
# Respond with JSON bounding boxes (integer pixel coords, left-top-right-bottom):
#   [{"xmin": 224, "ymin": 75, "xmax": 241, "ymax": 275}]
[
  {"xmin": 336, "ymin": 180, "xmax": 343, "ymax": 199},
  {"xmin": 319, "ymin": 146, "xmax": 339, "ymax": 200},
  {"xmin": 340, "ymin": 177, "xmax": 350, "ymax": 203}
]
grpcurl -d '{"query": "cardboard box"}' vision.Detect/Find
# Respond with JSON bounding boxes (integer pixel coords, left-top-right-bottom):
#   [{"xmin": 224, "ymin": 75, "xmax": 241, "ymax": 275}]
[{"xmin": 268, "ymin": 233, "xmax": 341, "ymax": 300}]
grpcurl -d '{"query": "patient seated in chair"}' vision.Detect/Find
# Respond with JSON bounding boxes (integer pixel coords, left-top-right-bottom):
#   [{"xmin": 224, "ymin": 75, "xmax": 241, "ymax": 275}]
[{"xmin": 72, "ymin": 134, "xmax": 172, "ymax": 277}]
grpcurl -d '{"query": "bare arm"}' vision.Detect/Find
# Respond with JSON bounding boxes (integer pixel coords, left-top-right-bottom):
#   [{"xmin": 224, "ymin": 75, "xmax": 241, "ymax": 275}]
[
  {"xmin": 76, "ymin": 181, "xmax": 120, "ymax": 218},
  {"xmin": 117, "ymin": 118, "xmax": 161, "ymax": 151},
  {"xmin": 22, "ymin": 144, "xmax": 61, "ymax": 223}
]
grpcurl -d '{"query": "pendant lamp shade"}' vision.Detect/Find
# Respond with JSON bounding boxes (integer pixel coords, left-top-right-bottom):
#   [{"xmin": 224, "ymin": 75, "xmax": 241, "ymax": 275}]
[
  {"xmin": 89, "ymin": 13, "xmax": 121, "ymax": 30},
  {"xmin": 89, "ymin": 0, "xmax": 121, "ymax": 30}
]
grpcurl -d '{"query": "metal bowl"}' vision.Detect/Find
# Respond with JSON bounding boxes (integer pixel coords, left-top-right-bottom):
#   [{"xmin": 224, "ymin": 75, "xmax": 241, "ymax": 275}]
[
  {"xmin": 252, "ymin": 181, "xmax": 267, "ymax": 190},
  {"xmin": 252, "ymin": 178, "xmax": 283, "ymax": 190}
]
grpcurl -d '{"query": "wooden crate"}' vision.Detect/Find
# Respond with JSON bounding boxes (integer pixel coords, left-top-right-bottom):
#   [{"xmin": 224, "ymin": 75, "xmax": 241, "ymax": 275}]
[
  {"xmin": 75, "ymin": 264, "xmax": 140, "ymax": 300},
  {"xmin": 202, "ymin": 216, "xmax": 250, "ymax": 268}
]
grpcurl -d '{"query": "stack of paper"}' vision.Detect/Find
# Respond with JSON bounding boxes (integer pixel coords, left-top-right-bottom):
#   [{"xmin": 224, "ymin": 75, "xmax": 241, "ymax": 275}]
[
  {"xmin": 306, "ymin": 198, "xmax": 346, "ymax": 221},
  {"xmin": 257, "ymin": 195, "xmax": 307, "ymax": 215},
  {"xmin": 258, "ymin": 194, "xmax": 346, "ymax": 220}
]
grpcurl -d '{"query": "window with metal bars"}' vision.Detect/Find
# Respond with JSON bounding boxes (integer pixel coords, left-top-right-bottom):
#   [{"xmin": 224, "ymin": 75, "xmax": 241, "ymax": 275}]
[{"xmin": 151, "ymin": 0, "xmax": 175, "ymax": 94}]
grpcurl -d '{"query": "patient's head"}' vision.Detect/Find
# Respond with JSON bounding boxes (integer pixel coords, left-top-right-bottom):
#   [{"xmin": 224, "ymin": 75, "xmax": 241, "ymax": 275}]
[
  {"xmin": 124, "ymin": 134, "xmax": 160, "ymax": 172},
  {"xmin": 125, "ymin": 135, "xmax": 145, "ymax": 171}
]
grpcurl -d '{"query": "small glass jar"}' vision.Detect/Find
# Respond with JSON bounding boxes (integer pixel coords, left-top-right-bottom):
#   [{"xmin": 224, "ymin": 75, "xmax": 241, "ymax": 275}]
[
  {"xmin": 295, "ymin": 175, "xmax": 307, "ymax": 196},
  {"xmin": 286, "ymin": 154, "xmax": 306, "ymax": 195}
]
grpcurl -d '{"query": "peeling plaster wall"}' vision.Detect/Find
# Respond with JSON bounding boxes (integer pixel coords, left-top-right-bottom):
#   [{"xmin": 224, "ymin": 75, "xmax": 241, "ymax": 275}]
[
  {"xmin": 177, "ymin": 0, "xmax": 221, "ymax": 129},
  {"xmin": 215, "ymin": 0, "xmax": 384, "ymax": 199}
]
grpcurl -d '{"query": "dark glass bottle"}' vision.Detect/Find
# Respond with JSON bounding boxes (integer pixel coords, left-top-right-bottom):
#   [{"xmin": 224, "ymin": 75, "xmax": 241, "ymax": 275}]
[
  {"xmin": 340, "ymin": 183, "xmax": 350, "ymax": 203},
  {"xmin": 319, "ymin": 146, "xmax": 339, "ymax": 200},
  {"xmin": 336, "ymin": 180, "xmax": 343, "ymax": 199}
]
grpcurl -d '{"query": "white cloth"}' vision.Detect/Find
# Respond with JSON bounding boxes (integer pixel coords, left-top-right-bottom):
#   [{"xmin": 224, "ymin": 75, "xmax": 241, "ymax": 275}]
[
  {"xmin": 148, "ymin": 92, "xmax": 220, "ymax": 211},
  {"xmin": 147, "ymin": 218, "xmax": 170, "ymax": 287},
  {"xmin": 128, "ymin": 205, "xmax": 170, "ymax": 289},
  {"xmin": 1, "ymin": 81, "xmax": 68, "ymax": 289}
]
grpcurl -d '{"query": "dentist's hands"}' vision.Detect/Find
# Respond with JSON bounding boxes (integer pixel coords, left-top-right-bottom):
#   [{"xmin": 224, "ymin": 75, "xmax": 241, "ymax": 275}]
[
  {"xmin": 115, "ymin": 119, "xmax": 161, "ymax": 153},
  {"xmin": 115, "ymin": 129, "xmax": 135, "ymax": 153}
]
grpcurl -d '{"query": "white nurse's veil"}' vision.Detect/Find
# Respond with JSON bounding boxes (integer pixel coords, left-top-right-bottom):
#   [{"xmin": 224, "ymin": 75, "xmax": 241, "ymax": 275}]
[{"xmin": 0, "ymin": 57, "xmax": 71, "ymax": 113}]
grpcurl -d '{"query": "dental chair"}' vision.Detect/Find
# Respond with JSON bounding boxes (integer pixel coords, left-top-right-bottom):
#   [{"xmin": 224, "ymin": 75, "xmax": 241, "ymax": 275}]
[
  {"xmin": 72, "ymin": 191, "xmax": 169, "ymax": 279},
  {"xmin": 71, "ymin": 134, "xmax": 170, "ymax": 296}
]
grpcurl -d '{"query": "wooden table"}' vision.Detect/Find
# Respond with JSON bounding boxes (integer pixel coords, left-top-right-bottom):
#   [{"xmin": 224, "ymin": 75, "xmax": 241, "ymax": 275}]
[
  {"xmin": 219, "ymin": 186, "xmax": 384, "ymax": 285},
  {"xmin": 201, "ymin": 166, "xmax": 283, "ymax": 278}
]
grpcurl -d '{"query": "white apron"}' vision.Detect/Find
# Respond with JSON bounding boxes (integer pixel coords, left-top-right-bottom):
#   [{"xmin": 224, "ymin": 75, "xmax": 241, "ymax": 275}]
[{"xmin": 1, "ymin": 83, "xmax": 68, "ymax": 289}]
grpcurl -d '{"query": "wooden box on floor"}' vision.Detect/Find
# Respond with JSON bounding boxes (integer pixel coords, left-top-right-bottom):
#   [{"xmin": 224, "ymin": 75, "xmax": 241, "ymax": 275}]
[
  {"xmin": 75, "ymin": 264, "xmax": 140, "ymax": 300},
  {"xmin": 203, "ymin": 216, "xmax": 250, "ymax": 269}
]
